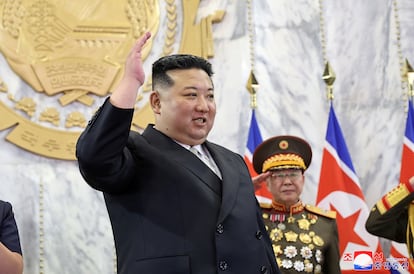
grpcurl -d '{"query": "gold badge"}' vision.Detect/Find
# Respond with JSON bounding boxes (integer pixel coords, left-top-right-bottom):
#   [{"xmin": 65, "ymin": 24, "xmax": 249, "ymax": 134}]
[
  {"xmin": 0, "ymin": 0, "xmax": 225, "ymax": 160},
  {"xmin": 284, "ymin": 231, "xmax": 298, "ymax": 242},
  {"xmin": 273, "ymin": 244, "xmax": 283, "ymax": 255},
  {"xmin": 270, "ymin": 228, "xmax": 284, "ymax": 242},
  {"xmin": 299, "ymin": 233, "xmax": 312, "ymax": 244},
  {"xmin": 297, "ymin": 218, "xmax": 311, "ymax": 230},
  {"xmin": 312, "ymin": 235, "xmax": 325, "ymax": 246},
  {"xmin": 279, "ymin": 140, "xmax": 289, "ymax": 150}
]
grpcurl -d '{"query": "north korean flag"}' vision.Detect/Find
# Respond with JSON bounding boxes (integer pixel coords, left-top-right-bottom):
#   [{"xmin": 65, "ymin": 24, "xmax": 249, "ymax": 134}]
[
  {"xmin": 316, "ymin": 103, "xmax": 387, "ymax": 273},
  {"xmin": 243, "ymin": 110, "xmax": 272, "ymax": 203}
]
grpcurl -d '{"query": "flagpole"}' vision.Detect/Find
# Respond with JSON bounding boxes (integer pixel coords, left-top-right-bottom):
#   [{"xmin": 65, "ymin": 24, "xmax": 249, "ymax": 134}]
[
  {"xmin": 318, "ymin": 0, "xmax": 335, "ymax": 103},
  {"xmin": 246, "ymin": 0, "xmax": 259, "ymax": 109}
]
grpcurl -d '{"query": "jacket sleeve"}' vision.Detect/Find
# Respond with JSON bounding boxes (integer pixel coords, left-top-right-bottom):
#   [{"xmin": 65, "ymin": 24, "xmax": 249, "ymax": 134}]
[
  {"xmin": 0, "ymin": 201, "xmax": 22, "ymax": 254},
  {"xmin": 76, "ymin": 98, "xmax": 138, "ymax": 193},
  {"xmin": 365, "ymin": 181, "xmax": 414, "ymax": 243}
]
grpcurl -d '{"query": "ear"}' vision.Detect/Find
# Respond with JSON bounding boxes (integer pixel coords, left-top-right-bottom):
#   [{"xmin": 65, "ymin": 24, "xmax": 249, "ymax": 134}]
[{"xmin": 150, "ymin": 91, "xmax": 161, "ymax": 114}]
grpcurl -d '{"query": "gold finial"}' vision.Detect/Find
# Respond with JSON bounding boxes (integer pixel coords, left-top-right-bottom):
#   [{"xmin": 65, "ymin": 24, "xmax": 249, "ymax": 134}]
[
  {"xmin": 246, "ymin": 70, "xmax": 259, "ymax": 108},
  {"xmin": 403, "ymin": 59, "xmax": 414, "ymax": 98},
  {"xmin": 322, "ymin": 61, "xmax": 336, "ymax": 100},
  {"xmin": 246, "ymin": 0, "xmax": 258, "ymax": 109}
]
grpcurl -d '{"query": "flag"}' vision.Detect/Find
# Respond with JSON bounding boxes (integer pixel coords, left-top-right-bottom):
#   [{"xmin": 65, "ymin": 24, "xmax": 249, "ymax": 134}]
[
  {"xmin": 388, "ymin": 99, "xmax": 414, "ymax": 274},
  {"xmin": 399, "ymin": 99, "xmax": 414, "ymax": 184},
  {"xmin": 243, "ymin": 109, "xmax": 272, "ymax": 203},
  {"xmin": 316, "ymin": 103, "xmax": 387, "ymax": 273}
]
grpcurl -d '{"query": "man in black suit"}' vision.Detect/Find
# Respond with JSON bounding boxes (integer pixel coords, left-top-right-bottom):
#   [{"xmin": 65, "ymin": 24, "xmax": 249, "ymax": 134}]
[
  {"xmin": 76, "ymin": 32, "xmax": 279, "ymax": 274},
  {"xmin": 0, "ymin": 200, "xmax": 23, "ymax": 274}
]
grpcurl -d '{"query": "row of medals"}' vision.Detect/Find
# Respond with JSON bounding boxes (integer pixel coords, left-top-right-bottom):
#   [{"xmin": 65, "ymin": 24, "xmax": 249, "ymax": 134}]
[{"xmin": 264, "ymin": 212, "xmax": 324, "ymax": 273}]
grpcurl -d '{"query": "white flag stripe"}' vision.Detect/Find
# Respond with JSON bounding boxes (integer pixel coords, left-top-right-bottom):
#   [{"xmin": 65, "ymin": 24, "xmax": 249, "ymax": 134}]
[
  {"xmin": 244, "ymin": 149, "xmax": 253, "ymax": 161},
  {"xmin": 403, "ymin": 136, "xmax": 414, "ymax": 153}
]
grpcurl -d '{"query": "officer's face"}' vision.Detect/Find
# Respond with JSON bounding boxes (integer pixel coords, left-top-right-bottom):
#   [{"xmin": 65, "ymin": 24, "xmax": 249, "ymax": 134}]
[{"xmin": 266, "ymin": 169, "xmax": 304, "ymax": 207}]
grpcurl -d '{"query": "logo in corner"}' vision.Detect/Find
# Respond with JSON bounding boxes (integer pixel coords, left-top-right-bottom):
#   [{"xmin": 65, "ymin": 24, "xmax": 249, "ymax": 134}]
[{"xmin": 353, "ymin": 251, "xmax": 373, "ymax": 271}]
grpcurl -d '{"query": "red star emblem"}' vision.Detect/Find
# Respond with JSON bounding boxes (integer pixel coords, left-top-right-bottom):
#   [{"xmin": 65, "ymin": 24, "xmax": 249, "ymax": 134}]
[{"xmin": 330, "ymin": 204, "xmax": 369, "ymax": 255}]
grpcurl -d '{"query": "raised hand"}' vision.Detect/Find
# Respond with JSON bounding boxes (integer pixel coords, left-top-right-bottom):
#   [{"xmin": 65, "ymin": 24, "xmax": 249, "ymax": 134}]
[
  {"xmin": 110, "ymin": 32, "xmax": 152, "ymax": 109},
  {"xmin": 124, "ymin": 32, "xmax": 152, "ymax": 86},
  {"xmin": 252, "ymin": 172, "xmax": 270, "ymax": 191}
]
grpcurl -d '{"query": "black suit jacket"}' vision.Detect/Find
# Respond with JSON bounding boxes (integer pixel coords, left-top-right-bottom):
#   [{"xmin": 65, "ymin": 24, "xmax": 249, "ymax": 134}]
[
  {"xmin": 76, "ymin": 100, "xmax": 279, "ymax": 274},
  {"xmin": 0, "ymin": 200, "xmax": 22, "ymax": 255}
]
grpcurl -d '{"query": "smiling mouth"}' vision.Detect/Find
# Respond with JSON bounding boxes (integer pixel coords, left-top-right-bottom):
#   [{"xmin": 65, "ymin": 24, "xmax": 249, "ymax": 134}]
[{"xmin": 194, "ymin": 118, "xmax": 206, "ymax": 123}]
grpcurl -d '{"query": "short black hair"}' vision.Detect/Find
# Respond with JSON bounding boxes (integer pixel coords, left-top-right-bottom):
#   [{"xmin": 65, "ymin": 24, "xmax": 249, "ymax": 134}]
[{"xmin": 152, "ymin": 54, "xmax": 214, "ymax": 90}]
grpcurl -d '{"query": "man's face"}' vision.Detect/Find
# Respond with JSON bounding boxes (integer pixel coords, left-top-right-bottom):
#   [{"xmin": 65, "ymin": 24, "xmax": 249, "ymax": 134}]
[
  {"xmin": 152, "ymin": 68, "xmax": 216, "ymax": 146},
  {"xmin": 266, "ymin": 168, "xmax": 304, "ymax": 207}
]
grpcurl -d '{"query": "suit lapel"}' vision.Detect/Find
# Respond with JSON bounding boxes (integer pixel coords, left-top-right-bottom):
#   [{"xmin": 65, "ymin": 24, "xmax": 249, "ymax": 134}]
[
  {"xmin": 204, "ymin": 142, "xmax": 241, "ymax": 222},
  {"xmin": 142, "ymin": 126, "xmax": 242, "ymax": 221},
  {"xmin": 142, "ymin": 126, "xmax": 221, "ymax": 196}
]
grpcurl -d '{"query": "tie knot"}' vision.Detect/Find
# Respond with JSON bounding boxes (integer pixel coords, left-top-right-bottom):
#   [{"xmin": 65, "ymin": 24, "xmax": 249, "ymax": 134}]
[
  {"xmin": 190, "ymin": 146, "xmax": 202, "ymax": 157},
  {"xmin": 189, "ymin": 145, "xmax": 221, "ymax": 178}
]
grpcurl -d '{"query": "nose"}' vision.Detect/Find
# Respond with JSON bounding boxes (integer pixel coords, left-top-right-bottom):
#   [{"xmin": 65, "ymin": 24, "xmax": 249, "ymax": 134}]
[
  {"xmin": 282, "ymin": 177, "xmax": 293, "ymax": 184},
  {"xmin": 195, "ymin": 96, "xmax": 209, "ymax": 112}
]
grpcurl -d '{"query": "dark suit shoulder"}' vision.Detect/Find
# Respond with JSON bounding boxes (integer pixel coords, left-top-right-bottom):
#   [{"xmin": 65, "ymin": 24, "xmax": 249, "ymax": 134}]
[
  {"xmin": 305, "ymin": 204, "xmax": 336, "ymax": 219},
  {"xmin": 0, "ymin": 200, "xmax": 12, "ymax": 216}
]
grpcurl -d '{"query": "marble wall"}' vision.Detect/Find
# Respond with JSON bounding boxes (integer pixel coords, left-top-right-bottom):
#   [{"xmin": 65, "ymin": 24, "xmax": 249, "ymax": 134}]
[{"xmin": 0, "ymin": 0, "xmax": 413, "ymax": 273}]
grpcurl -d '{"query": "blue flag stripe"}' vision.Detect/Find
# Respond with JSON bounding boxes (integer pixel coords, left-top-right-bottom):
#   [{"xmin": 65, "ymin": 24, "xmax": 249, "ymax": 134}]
[
  {"xmin": 246, "ymin": 110, "xmax": 263, "ymax": 153},
  {"xmin": 325, "ymin": 104, "xmax": 356, "ymax": 172},
  {"xmin": 405, "ymin": 99, "xmax": 414, "ymax": 143}
]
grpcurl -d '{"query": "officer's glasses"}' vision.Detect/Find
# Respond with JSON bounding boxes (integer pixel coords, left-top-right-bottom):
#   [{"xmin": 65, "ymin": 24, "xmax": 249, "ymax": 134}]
[{"xmin": 269, "ymin": 170, "xmax": 302, "ymax": 181}]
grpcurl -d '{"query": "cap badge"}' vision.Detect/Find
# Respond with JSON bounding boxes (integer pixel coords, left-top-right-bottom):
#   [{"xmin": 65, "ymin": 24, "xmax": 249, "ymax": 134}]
[{"xmin": 279, "ymin": 140, "xmax": 289, "ymax": 150}]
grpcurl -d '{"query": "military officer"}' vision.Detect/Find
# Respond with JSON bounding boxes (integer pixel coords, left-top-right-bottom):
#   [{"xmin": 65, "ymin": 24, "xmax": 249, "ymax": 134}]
[
  {"xmin": 252, "ymin": 135, "xmax": 341, "ymax": 274},
  {"xmin": 365, "ymin": 176, "xmax": 414, "ymax": 269}
]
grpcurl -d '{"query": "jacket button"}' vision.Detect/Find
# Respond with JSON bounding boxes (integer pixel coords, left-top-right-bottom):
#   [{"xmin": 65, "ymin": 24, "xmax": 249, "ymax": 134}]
[
  {"xmin": 260, "ymin": 266, "xmax": 268, "ymax": 274},
  {"xmin": 219, "ymin": 260, "xmax": 228, "ymax": 270},
  {"xmin": 216, "ymin": 223, "xmax": 224, "ymax": 234},
  {"xmin": 255, "ymin": 230, "xmax": 263, "ymax": 239}
]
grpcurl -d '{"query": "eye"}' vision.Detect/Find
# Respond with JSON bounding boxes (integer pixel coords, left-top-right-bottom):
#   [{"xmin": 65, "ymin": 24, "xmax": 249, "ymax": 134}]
[{"xmin": 185, "ymin": 92, "xmax": 197, "ymax": 98}]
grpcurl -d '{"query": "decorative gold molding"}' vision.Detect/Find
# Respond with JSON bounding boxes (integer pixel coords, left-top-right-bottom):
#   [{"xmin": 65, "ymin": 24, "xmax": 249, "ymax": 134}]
[{"xmin": 0, "ymin": 100, "xmax": 80, "ymax": 160}]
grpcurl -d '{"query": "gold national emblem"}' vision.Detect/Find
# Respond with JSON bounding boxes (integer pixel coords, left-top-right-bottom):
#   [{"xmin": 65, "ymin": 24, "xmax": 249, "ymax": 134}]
[{"xmin": 0, "ymin": 0, "xmax": 225, "ymax": 160}]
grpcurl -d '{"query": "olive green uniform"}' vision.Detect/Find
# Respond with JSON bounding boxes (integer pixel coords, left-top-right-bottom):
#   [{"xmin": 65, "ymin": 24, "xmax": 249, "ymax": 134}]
[
  {"xmin": 365, "ymin": 181, "xmax": 414, "ymax": 268},
  {"xmin": 261, "ymin": 201, "xmax": 341, "ymax": 274}
]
